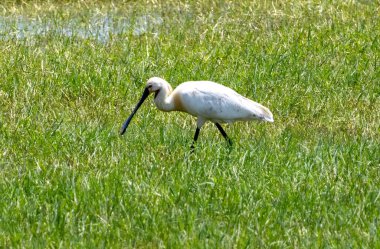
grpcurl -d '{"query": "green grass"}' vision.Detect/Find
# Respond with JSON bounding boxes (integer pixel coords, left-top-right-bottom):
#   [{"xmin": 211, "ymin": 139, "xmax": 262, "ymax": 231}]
[{"xmin": 1, "ymin": 0, "xmax": 379, "ymax": 248}]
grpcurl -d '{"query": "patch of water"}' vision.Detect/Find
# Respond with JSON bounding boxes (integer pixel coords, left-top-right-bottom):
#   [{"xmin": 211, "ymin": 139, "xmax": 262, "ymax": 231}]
[{"xmin": 0, "ymin": 13, "xmax": 163, "ymax": 42}]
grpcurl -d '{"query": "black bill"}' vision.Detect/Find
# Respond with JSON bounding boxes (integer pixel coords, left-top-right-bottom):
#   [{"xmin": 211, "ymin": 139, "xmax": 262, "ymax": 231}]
[{"xmin": 120, "ymin": 87, "xmax": 150, "ymax": 135}]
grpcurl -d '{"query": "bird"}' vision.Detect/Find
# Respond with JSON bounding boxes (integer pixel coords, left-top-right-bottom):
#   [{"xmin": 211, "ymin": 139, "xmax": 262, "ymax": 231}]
[{"xmin": 120, "ymin": 77, "xmax": 274, "ymax": 149}]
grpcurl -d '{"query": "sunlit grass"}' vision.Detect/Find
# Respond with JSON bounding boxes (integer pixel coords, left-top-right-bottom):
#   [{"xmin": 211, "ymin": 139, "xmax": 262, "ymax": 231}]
[{"xmin": 0, "ymin": 1, "xmax": 379, "ymax": 248}]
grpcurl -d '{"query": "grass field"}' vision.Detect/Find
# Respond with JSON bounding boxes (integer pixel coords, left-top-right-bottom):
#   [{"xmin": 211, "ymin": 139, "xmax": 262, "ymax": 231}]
[{"xmin": 0, "ymin": 1, "xmax": 379, "ymax": 248}]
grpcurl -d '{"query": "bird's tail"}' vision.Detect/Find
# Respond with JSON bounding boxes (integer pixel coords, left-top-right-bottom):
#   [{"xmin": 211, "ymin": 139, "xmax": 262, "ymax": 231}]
[
  {"xmin": 252, "ymin": 102, "xmax": 274, "ymax": 122},
  {"xmin": 264, "ymin": 109, "xmax": 274, "ymax": 122}
]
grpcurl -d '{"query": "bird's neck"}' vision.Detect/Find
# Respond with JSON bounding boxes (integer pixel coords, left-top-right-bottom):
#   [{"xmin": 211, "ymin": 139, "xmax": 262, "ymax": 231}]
[{"xmin": 154, "ymin": 85, "xmax": 175, "ymax": 112}]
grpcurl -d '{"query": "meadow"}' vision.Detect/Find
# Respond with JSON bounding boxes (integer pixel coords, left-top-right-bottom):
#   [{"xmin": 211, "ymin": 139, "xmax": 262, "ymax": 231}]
[{"xmin": 0, "ymin": 1, "xmax": 379, "ymax": 248}]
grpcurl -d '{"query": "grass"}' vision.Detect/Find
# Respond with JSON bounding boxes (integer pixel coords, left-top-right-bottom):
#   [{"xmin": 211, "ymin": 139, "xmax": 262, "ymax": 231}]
[{"xmin": 0, "ymin": 0, "xmax": 379, "ymax": 248}]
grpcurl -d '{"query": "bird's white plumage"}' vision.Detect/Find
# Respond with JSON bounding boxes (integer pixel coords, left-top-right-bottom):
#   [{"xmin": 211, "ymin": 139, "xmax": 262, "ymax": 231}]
[{"xmin": 171, "ymin": 81, "xmax": 273, "ymax": 124}]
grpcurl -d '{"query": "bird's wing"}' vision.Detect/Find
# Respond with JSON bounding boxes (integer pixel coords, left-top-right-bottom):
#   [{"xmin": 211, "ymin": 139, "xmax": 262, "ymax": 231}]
[{"xmin": 177, "ymin": 82, "xmax": 272, "ymax": 122}]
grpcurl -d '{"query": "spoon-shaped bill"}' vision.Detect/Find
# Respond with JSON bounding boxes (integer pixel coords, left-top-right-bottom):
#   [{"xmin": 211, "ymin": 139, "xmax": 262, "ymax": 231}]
[{"xmin": 120, "ymin": 87, "xmax": 150, "ymax": 135}]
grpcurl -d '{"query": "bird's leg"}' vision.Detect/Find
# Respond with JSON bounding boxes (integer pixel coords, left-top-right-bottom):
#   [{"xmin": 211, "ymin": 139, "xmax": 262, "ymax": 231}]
[
  {"xmin": 190, "ymin": 127, "xmax": 200, "ymax": 151},
  {"xmin": 215, "ymin": 123, "xmax": 232, "ymax": 146},
  {"xmin": 190, "ymin": 118, "xmax": 206, "ymax": 151}
]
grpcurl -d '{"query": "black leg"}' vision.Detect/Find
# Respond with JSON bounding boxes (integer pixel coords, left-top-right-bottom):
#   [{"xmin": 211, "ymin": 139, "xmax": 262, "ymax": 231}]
[
  {"xmin": 190, "ymin": 127, "xmax": 200, "ymax": 150},
  {"xmin": 215, "ymin": 123, "xmax": 232, "ymax": 146}
]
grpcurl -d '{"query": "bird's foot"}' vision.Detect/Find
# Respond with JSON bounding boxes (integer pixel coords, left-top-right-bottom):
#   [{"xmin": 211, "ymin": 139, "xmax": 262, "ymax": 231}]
[
  {"xmin": 190, "ymin": 144, "xmax": 195, "ymax": 153},
  {"xmin": 227, "ymin": 138, "xmax": 233, "ymax": 147},
  {"xmin": 226, "ymin": 138, "xmax": 233, "ymax": 153}
]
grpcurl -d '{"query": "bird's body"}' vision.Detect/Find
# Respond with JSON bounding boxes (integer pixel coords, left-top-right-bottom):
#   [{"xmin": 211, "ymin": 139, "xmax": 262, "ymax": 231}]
[
  {"xmin": 120, "ymin": 77, "xmax": 274, "ymax": 149},
  {"xmin": 165, "ymin": 81, "xmax": 273, "ymax": 124}
]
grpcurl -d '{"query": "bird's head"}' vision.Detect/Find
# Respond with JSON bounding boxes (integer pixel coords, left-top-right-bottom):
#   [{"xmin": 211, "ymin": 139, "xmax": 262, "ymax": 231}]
[{"xmin": 146, "ymin": 77, "xmax": 172, "ymax": 98}]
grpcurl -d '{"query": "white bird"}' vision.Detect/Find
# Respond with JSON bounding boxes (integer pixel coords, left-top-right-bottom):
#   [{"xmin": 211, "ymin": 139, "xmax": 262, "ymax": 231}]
[{"xmin": 120, "ymin": 77, "xmax": 274, "ymax": 149}]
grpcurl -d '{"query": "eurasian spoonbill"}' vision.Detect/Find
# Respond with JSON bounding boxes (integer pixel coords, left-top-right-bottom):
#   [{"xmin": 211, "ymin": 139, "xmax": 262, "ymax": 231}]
[{"xmin": 120, "ymin": 77, "xmax": 274, "ymax": 149}]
